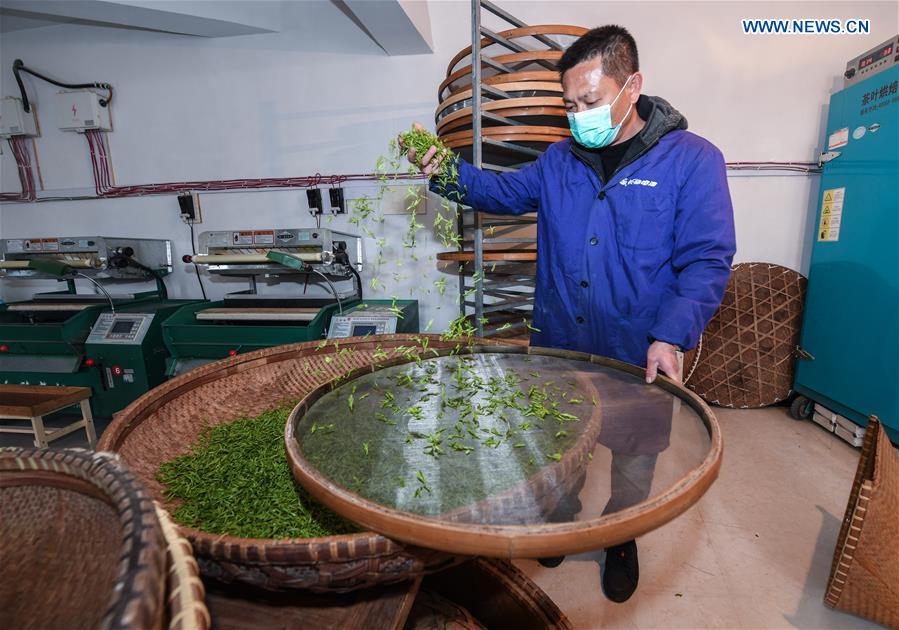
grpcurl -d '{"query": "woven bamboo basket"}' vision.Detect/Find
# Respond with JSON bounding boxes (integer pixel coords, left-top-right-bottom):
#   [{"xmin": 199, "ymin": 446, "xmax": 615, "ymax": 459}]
[
  {"xmin": 406, "ymin": 590, "xmax": 487, "ymax": 629},
  {"xmin": 0, "ymin": 448, "xmax": 167, "ymax": 630},
  {"xmin": 203, "ymin": 556, "xmax": 570, "ymax": 629},
  {"xmin": 685, "ymin": 262, "xmax": 807, "ymax": 408},
  {"xmin": 824, "ymin": 417, "xmax": 899, "ymax": 628},
  {"xmin": 99, "ymin": 335, "xmax": 506, "ymax": 593},
  {"xmin": 420, "ymin": 558, "xmax": 573, "ymax": 629},
  {"xmin": 155, "ymin": 504, "xmax": 210, "ymax": 630}
]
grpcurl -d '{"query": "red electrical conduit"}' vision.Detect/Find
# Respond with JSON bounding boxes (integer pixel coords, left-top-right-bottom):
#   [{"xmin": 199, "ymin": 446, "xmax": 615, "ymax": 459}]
[
  {"xmin": 82, "ymin": 130, "xmax": 424, "ymax": 199},
  {"xmin": 0, "ymin": 129, "xmax": 821, "ymax": 203},
  {"xmin": 81, "ymin": 131, "xmax": 824, "ymax": 197},
  {"xmin": 0, "ymin": 136, "xmax": 37, "ymax": 201}
]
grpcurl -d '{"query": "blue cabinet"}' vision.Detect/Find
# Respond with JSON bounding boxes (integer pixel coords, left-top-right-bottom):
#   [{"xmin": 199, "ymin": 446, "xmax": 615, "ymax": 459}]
[{"xmin": 794, "ymin": 65, "xmax": 899, "ymax": 443}]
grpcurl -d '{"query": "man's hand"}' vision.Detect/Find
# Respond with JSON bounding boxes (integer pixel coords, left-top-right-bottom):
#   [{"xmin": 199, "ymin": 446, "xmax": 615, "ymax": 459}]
[
  {"xmin": 645, "ymin": 341, "xmax": 681, "ymax": 384},
  {"xmin": 400, "ymin": 122, "xmax": 448, "ymax": 176}
]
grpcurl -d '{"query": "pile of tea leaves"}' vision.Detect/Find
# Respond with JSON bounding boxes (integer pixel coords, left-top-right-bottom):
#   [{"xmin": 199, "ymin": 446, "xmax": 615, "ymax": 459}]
[{"xmin": 156, "ymin": 406, "xmax": 360, "ymax": 539}]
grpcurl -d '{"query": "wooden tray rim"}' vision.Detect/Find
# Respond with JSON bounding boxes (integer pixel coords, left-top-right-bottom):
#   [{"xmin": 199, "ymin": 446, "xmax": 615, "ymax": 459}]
[{"xmin": 285, "ymin": 345, "xmax": 723, "ymax": 558}]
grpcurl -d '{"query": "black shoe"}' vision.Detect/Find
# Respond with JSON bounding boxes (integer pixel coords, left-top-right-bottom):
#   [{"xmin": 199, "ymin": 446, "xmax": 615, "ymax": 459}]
[
  {"xmin": 601, "ymin": 540, "xmax": 639, "ymax": 603},
  {"xmin": 537, "ymin": 556, "xmax": 565, "ymax": 568}
]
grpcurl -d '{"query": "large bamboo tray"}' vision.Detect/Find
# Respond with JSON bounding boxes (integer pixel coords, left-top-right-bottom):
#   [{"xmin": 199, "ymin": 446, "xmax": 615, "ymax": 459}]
[
  {"xmin": 286, "ymin": 346, "xmax": 723, "ymax": 559},
  {"xmin": 443, "ymin": 70, "xmax": 562, "ymax": 101},
  {"xmin": 98, "ymin": 335, "xmax": 506, "ymax": 593},
  {"xmin": 685, "ymin": 263, "xmax": 807, "ymax": 408},
  {"xmin": 436, "ymin": 81, "xmax": 563, "ymax": 122},
  {"xmin": 436, "ymin": 97, "xmax": 566, "ymax": 135},
  {"xmin": 444, "ymin": 25, "xmax": 588, "ymax": 77},
  {"xmin": 204, "ymin": 557, "xmax": 570, "ymax": 630},
  {"xmin": 440, "ymin": 124, "xmax": 570, "ymax": 151},
  {"xmin": 438, "ymin": 51, "xmax": 565, "ymax": 101}
]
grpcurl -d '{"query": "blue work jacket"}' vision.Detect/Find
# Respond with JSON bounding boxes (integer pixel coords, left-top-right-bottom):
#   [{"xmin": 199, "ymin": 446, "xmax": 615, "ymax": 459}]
[{"xmin": 434, "ymin": 98, "xmax": 736, "ymax": 367}]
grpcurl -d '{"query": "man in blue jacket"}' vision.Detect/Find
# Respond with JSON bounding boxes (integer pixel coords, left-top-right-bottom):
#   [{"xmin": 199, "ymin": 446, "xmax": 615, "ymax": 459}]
[{"xmin": 410, "ymin": 25, "xmax": 735, "ymax": 602}]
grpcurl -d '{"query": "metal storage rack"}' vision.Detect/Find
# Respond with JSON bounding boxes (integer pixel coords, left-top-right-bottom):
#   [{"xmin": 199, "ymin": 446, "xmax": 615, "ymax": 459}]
[{"xmin": 458, "ymin": 0, "xmax": 562, "ymax": 338}]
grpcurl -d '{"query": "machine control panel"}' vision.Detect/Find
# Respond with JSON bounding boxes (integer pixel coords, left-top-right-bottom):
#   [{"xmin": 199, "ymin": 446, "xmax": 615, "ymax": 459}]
[
  {"xmin": 328, "ymin": 306, "xmax": 400, "ymax": 338},
  {"xmin": 844, "ymin": 34, "xmax": 899, "ymax": 86},
  {"xmin": 87, "ymin": 313, "xmax": 155, "ymax": 345}
]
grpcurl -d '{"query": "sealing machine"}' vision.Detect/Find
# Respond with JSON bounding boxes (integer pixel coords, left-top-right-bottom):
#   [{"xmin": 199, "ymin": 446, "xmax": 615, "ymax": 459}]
[
  {"xmin": 165, "ymin": 227, "xmax": 416, "ymax": 376},
  {"xmin": 0, "ymin": 236, "xmax": 197, "ymax": 416}
]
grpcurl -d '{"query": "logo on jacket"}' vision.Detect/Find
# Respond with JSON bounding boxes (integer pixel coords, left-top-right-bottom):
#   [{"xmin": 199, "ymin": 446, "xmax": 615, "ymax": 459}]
[{"xmin": 619, "ymin": 178, "xmax": 658, "ymax": 187}]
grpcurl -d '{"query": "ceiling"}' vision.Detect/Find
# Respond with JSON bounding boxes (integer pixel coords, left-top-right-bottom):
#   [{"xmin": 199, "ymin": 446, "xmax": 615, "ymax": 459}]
[{"xmin": 0, "ymin": 1, "xmax": 433, "ymax": 54}]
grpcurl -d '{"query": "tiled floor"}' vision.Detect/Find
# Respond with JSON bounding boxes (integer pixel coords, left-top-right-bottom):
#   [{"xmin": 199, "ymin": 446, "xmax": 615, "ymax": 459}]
[{"xmin": 515, "ymin": 406, "xmax": 883, "ymax": 629}]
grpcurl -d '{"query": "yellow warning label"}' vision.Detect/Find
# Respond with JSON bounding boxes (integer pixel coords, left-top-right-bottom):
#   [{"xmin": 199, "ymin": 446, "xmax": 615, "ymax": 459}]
[{"xmin": 818, "ymin": 187, "xmax": 845, "ymax": 242}]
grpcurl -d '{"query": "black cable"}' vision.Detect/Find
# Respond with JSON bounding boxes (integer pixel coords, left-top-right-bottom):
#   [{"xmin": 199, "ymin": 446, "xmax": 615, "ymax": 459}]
[
  {"xmin": 189, "ymin": 221, "xmax": 208, "ymax": 300},
  {"xmin": 13, "ymin": 59, "xmax": 113, "ymax": 113},
  {"xmin": 349, "ymin": 265, "xmax": 363, "ymax": 302},
  {"xmin": 115, "ymin": 256, "xmax": 169, "ymax": 300},
  {"xmin": 310, "ymin": 268, "xmax": 344, "ymax": 314}
]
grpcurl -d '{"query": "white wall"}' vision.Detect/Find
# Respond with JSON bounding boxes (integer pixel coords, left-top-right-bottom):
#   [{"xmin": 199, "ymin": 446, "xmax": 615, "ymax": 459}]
[{"xmin": 1, "ymin": 0, "xmax": 897, "ymax": 328}]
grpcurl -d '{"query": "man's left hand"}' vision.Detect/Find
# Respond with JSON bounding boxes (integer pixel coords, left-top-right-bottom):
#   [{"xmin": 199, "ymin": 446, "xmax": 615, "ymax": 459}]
[{"xmin": 645, "ymin": 341, "xmax": 681, "ymax": 384}]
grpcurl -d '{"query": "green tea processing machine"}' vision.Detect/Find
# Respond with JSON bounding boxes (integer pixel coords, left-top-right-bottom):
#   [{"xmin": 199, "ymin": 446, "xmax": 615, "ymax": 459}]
[
  {"xmin": 165, "ymin": 227, "xmax": 416, "ymax": 376},
  {"xmin": 0, "ymin": 236, "xmax": 198, "ymax": 417}
]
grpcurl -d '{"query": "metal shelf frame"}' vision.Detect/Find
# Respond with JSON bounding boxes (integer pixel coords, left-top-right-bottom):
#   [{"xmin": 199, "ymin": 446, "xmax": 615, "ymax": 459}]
[{"xmin": 458, "ymin": 0, "xmax": 555, "ymax": 336}]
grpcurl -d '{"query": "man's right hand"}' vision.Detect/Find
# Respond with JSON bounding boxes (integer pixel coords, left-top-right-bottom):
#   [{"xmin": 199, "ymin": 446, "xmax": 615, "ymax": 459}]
[
  {"xmin": 400, "ymin": 122, "xmax": 448, "ymax": 177},
  {"xmin": 645, "ymin": 340, "xmax": 682, "ymax": 385}
]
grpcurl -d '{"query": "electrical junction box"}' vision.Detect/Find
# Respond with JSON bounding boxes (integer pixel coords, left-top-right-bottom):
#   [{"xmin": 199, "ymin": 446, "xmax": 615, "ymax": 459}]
[
  {"xmin": 0, "ymin": 97, "xmax": 38, "ymax": 138},
  {"xmin": 56, "ymin": 90, "xmax": 111, "ymax": 132}
]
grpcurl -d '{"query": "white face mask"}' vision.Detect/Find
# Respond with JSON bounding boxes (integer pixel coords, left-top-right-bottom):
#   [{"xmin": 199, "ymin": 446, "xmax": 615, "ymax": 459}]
[{"xmin": 566, "ymin": 74, "xmax": 635, "ymax": 149}]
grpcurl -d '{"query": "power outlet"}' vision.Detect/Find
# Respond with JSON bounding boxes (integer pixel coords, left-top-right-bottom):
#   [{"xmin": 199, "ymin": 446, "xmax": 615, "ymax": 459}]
[
  {"xmin": 178, "ymin": 192, "xmax": 202, "ymax": 224},
  {"xmin": 306, "ymin": 188, "xmax": 323, "ymax": 216},
  {"xmin": 329, "ymin": 187, "xmax": 346, "ymax": 214}
]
